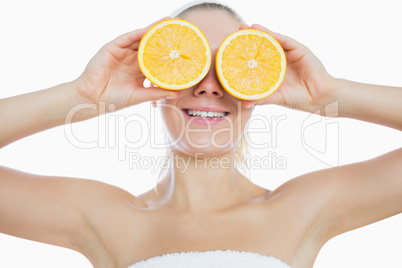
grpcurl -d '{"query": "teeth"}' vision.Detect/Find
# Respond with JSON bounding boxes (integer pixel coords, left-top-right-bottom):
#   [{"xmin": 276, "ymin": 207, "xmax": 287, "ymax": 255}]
[{"xmin": 185, "ymin": 109, "xmax": 227, "ymax": 118}]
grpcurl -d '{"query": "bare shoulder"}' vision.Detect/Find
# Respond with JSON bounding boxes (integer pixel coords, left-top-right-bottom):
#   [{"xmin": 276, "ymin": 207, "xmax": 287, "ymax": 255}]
[
  {"xmin": 0, "ymin": 165, "xmax": 146, "ymax": 266},
  {"xmin": 270, "ymin": 148, "xmax": 402, "ymax": 245}
]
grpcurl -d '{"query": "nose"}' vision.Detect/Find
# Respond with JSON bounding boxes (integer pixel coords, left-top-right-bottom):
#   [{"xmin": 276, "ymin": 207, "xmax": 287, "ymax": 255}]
[{"xmin": 193, "ymin": 63, "xmax": 224, "ymax": 98}]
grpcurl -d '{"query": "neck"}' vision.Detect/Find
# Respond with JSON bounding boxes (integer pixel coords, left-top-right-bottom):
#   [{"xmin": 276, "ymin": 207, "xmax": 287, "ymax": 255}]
[{"xmin": 149, "ymin": 149, "xmax": 268, "ymax": 213}]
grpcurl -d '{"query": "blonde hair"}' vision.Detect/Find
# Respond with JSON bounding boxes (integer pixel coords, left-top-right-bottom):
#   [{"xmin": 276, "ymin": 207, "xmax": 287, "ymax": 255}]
[
  {"xmin": 172, "ymin": 1, "xmax": 245, "ymax": 24},
  {"xmin": 235, "ymin": 130, "xmax": 250, "ymax": 175}
]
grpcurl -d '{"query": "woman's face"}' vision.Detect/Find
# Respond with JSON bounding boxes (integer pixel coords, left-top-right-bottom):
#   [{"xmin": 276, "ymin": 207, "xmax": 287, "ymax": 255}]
[{"xmin": 159, "ymin": 10, "xmax": 253, "ymax": 157}]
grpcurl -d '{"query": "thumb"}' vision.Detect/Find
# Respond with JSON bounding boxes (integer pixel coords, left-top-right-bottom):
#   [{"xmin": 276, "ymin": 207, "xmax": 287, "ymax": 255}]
[
  {"xmin": 133, "ymin": 87, "xmax": 178, "ymax": 104},
  {"xmin": 242, "ymin": 91, "xmax": 284, "ymax": 108},
  {"xmin": 262, "ymin": 91, "xmax": 284, "ymax": 106}
]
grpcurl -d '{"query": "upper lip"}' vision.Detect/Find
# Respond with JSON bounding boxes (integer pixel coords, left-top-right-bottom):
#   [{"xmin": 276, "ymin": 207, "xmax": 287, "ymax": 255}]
[{"xmin": 182, "ymin": 106, "xmax": 229, "ymax": 113}]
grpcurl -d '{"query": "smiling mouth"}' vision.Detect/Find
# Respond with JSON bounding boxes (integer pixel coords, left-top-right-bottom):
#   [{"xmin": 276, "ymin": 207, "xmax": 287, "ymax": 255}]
[{"xmin": 183, "ymin": 109, "xmax": 229, "ymax": 119}]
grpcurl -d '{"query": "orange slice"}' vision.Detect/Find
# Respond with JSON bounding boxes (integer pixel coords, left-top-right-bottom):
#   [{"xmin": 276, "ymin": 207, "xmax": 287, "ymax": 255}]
[
  {"xmin": 138, "ymin": 19, "xmax": 211, "ymax": 90},
  {"xmin": 216, "ymin": 29, "xmax": 286, "ymax": 100}
]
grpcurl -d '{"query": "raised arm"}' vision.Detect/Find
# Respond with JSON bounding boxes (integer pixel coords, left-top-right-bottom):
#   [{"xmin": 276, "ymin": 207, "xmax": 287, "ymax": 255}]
[
  {"xmin": 0, "ymin": 17, "xmax": 176, "ymax": 258},
  {"xmin": 241, "ymin": 24, "xmax": 402, "ymax": 131},
  {"xmin": 0, "ymin": 19, "xmax": 177, "ymax": 149},
  {"xmin": 0, "ymin": 80, "xmax": 87, "ymax": 148},
  {"xmin": 331, "ymin": 79, "xmax": 402, "ymax": 130},
  {"xmin": 242, "ymin": 23, "xmax": 402, "ymax": 244}
]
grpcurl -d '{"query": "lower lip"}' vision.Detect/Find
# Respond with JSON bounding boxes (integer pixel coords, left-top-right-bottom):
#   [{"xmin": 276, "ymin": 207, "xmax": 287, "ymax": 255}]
[{"xmin": 183, "ymin": 110, "xmax": 227, "ymax": 126}]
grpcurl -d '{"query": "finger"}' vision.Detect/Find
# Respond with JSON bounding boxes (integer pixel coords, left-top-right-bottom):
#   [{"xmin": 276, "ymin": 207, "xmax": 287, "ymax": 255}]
[
  {"xmin": 135, "ymin": 86, "xmax": 178, "ymax": 104},
  {"xmin": 113, "ymin": 16, "xmax": 171, "ymax": 48},
  {"xmin": 250, "ymin": 24, "xmax": 301, "ymax": 51},
  {"xmin": 242, "ymin": 91, "xmax": 284, "ymax": 108},
  {"xmin": 242, "ymin": 99, "xmax": 263, "ymax": 109},
  {"xmin": 127, "ymin": 40, "xmax": 140, "ymax": 50},
  {"xmin": 239, "ymin": 23, "xmax": 250, "ymax": 30},
  {"xmin": 262, "ymin": 91, "xmax": 285, "ymax": 106}
]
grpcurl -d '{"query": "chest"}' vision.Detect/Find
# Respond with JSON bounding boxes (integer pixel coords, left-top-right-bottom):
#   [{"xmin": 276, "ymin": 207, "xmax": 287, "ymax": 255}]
[
  {"xmin": 94, "ymin": 200, "xmax": 321, "ymax": 268},
  {"xmin": 128, "ymin": 205, "xmax": 313, "ymax": 267}
]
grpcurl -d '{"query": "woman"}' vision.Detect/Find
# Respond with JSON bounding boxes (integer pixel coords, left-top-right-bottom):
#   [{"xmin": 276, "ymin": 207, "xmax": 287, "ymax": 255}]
[{"xmin": 0, "ymin": 2, "xmax": 401, "ymax": 268}]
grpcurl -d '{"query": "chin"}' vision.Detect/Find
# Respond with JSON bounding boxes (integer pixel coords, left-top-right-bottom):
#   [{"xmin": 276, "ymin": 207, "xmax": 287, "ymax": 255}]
[{"xmin": 172, "ymin": 141, "xmax": 235, "ymax": 159}]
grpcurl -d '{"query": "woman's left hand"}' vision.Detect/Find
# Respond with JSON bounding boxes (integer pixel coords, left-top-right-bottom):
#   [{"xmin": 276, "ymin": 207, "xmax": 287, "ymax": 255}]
[{"xmin": 240, "ymin": 24, "xmax": 337, "ymax": 113}]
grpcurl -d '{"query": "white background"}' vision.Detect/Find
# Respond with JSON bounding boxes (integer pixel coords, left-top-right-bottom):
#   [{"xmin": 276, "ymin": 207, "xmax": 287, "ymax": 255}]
[{"xmin": 0, "ymin": 0, "xmax": 401, "ymax": 267}]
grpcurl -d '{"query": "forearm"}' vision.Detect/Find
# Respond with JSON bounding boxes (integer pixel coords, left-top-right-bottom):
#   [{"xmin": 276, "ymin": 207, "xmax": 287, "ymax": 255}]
[
  {"xmin": 328, "ymin": 78, "xmax": 402, "ymax": 130},
  {"xmin": 0, "ymin": 79, "xmax": 98, "ymax": 148}
]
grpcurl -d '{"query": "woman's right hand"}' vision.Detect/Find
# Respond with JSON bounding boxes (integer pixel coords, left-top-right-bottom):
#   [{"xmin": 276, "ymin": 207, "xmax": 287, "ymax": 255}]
[{"xmin": 76, "ymin": 17, "xmax": 178, "ymax": 111}]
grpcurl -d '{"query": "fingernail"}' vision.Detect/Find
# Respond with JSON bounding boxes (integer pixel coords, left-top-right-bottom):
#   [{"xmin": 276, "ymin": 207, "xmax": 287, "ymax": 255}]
[{"xmin": 165, "ymin": 96, "xmax": 176, "ymax": 99}]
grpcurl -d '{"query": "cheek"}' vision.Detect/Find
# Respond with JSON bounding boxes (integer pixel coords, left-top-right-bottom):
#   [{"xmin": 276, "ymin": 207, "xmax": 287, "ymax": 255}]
[
  {"xmin": 158, "ymin": 98, "xmax": 253, "ymax": 155},
  {"xmin": 160, "ymin": 102, "xmax": 185, "ymax": 142}
]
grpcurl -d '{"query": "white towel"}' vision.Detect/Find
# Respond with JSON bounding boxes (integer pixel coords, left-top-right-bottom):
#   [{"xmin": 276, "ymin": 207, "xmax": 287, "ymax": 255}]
[{"xmin": 129, "ymin": 249, "xmax": 292, "ymax": 267}]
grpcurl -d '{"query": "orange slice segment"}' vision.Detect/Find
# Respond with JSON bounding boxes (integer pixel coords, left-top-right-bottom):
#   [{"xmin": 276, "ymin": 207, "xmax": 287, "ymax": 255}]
[
  {"xmin": 216, "ymin": 29, "xmax": 286, "ymax": 100},
  {"xmin": 138, "ymin": 19, "xmax": 211, "ymax": 90}
]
